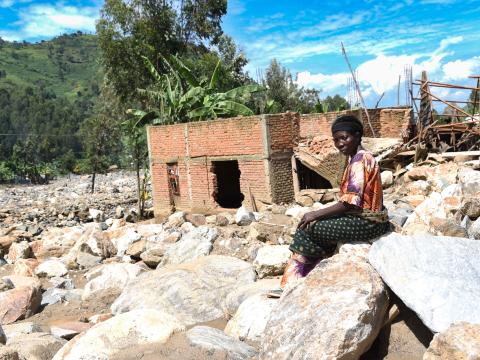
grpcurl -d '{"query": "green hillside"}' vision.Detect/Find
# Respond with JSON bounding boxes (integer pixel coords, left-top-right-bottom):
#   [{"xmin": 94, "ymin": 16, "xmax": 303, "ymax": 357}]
[{"xmin": 0, "ymin": 32, "xmax": 101, "ymax": 101}]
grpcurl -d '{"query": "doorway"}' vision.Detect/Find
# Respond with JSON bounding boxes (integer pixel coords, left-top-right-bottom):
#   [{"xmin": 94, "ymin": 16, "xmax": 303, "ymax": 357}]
[{"xmin": 212, "ymin": 160, "xmax": 244, "ymax": 208}]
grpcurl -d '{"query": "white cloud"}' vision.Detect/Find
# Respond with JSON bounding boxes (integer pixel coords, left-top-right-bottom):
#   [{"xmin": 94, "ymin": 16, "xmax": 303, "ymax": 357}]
[
  {"xmin": 0, "ymin": 0, "xmax": 32, "ymax": 8},
  {"xmin": 291, "ymin": 36, "xmax": 478, "ymax": 108},
  {"xmin": 442, "ymin": 57, "xmax": 480, "ymax": 80},
  {"xmin": 0, "ymin": 3, "xmax": 99, "ymax": 40},
  {"xmin": 296, "ymin": 71, "xmax": 350, "ymax": 92}
]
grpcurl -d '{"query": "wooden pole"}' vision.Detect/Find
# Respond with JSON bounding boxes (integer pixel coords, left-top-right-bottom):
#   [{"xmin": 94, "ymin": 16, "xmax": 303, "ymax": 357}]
[{"xmin": 341, "ymin": 42, "xmax": 376, "ymax": 137}]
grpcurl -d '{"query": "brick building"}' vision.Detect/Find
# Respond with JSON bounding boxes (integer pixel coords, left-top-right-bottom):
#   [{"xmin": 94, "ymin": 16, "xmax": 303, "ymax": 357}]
[{"xmin": 147, "ymin": 107, "xmax": 412, "ymax": 215}]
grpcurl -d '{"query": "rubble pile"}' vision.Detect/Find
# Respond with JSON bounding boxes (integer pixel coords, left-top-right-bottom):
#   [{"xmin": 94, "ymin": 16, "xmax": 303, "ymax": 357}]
[{"xmin": 0, "ymin": 156, "xmax": 478, "ymax": 360}]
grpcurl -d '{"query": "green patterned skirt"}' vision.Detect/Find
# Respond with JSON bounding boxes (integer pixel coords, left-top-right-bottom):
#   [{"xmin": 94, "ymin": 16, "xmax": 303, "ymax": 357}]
[{"xmin": 289, "ymin": 215, "xmax": 390, "ymax": 258}]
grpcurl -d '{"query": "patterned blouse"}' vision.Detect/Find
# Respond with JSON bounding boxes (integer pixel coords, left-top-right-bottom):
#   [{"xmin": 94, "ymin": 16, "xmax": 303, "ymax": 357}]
[{"xmin": 339, "ymin": 149, "xmax": 383, "ymax": 212}]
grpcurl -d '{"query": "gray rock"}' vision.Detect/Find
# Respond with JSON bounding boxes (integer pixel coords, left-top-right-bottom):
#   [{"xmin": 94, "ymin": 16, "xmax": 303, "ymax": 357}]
[
  {"xmin": 461, "ymin": 198, "xmax": 480, "ymax": 219},
  {"xmin": 369, "ymin": 233, "xmax": 480, "ymax": 332},
  {"xmin": 48, "ymin": 277, "xmax": 74, "ymax": 290},
  {"xmin": 41, "ymin": 289, "xmax": 83, "ymax": 307},
  {"xmin": 160, "ymin": 226, "xmax": 218, "ymax": 266},
  {"xmin": 259, "ymin": 253, "xmax": 388, "ymax": 360},
  {"xmin": 388, "ymin": 206, "xmax": 413, "ymax": 227},
  {"xmin": 75, "ymin": 251, "xmax": 102, "ymax": 269},
  {"xmin": 166, "ymin": 211, "xmax": 185, "ymax": 228},
  {"xmin": 381, "ymin": 170, "xmax": 394, "ymax": 188},
  {"xmin": 186, "ymin": 326, "xmax": 258, "ymax": 360},
  {"xmin": 468, "ymin": 217, "xmax": 480, "ymax": 239},
  {"xmin": 235, "ymin": 207, "xmax": 255, "ymax": 226},
  {"xmin": 111, "ymin": 255, "xmax": 256, "ymax": 326},
  {"xmin": 0, "ymin": 346, "xmax": 19, "ymax": 359},
  {"xmin": 458, "ymin": 169, "xmax": 480, "ymax": 196}
]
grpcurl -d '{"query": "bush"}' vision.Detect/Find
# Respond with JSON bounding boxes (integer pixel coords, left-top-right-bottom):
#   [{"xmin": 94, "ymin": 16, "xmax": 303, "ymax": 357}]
[{"xmin": 0, "ymin": 161, "xmax": 14, "ymax": 182}]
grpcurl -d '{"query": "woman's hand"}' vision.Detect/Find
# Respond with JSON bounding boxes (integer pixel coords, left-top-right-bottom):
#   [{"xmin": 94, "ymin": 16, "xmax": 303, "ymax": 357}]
[{"xmin": 298, "ymin": 211, "xmax": 320, "ymax": 230}]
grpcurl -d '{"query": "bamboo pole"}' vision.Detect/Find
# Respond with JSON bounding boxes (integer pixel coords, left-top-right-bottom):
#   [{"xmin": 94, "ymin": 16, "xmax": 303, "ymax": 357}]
[
  {"xmin": 423, "ymin": 89, "xmax": 473, "ymax": 118},
  {"xmin": 341, "ymin": 42, "xmax": 376, "ymax": 137}
]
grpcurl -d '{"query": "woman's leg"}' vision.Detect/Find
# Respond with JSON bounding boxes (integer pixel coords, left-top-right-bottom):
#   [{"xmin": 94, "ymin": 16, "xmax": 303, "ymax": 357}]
[{"xmin": 280, "ymin": 253, "xmax": 321, "ymax": 288}]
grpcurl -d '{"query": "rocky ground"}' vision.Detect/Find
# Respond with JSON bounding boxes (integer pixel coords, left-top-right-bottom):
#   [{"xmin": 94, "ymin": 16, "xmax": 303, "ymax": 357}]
[{"xmin": 0, "ymin": 156, "xmax": 479, "ymax": 360}]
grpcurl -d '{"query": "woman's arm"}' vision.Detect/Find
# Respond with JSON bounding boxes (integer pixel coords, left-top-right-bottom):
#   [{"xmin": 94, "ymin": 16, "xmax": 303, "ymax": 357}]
[{"xmin": 297, "ymin": 202, "xmax": 359, "ymax": 230}]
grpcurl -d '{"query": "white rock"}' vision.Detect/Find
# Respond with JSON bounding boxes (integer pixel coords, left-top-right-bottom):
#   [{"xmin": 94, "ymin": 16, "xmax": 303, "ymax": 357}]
[
  {"xmin": 259, "ymin": 253, "xmax": 388, "ymax": 360},
  {"xmin": 440, "ymin": 183, "xmax": 462, "ymax": 198},
  {"xmin": 111, "ymin": 255, "xmax": 256, "ymax": 326},
  {"xmin": 82, "ymin": 263, "xmax": 146, "ymax": 300},
  {"xmin": 381, "ymin": 170, "xmax": 394, "ymax": 187},
  {"xmin": 235, "ymin": 206, "xmax": 255, "ymax": 226},
  {"xmin": 187, "ymin": 326, "xmax": 258, "ymax": 360},
  {"xmin": 88, "ymin": 208, "xmax": 105, "ymax": 222},
  {"xmin": 369, "ymin": 233, "xmax": 480, "ymax": 332},
  {"xmin": 253, "ymin": 245, "xmax": 291, "ymax": 278},
  {"xmin": 285, "ymin": 206, "xmax": 309, "ymax": 218},
  {"xmin": 35, "ymin": 259, "xmax": 68, "ymax": 278},
  {"xmin": 458, "ymin": 168, "xmax": 480, "ymax": 196},
  {"xmin": 225, "ymin": 293, "xmax": 277, "ymax": 343},
  {"xmin": 52, "ymin": 310, "xmax": 185, "ymax": 360},
  {"xmin": 160, "ymin": 226, "xmax": 218, "ymax": 266},
  {"xmin": 110, "ymin": 228, "xmax": 141, "ymax": 257}
]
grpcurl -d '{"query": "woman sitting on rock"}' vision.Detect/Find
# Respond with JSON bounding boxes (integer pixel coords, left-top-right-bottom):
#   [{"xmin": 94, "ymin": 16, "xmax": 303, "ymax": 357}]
[{"xmin": 269, "ymin": 115, "xmax": 390, "ymax": 297}]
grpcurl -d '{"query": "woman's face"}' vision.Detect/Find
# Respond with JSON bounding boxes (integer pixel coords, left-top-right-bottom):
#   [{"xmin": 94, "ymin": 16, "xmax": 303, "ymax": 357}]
[{"xmin": 333, "ymin": 131, "xmax": 360, "ymax": 156}]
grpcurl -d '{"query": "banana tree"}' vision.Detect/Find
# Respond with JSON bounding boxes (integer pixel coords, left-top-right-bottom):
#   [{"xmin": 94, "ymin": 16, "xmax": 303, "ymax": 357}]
[{"xmin": 130, "ymin": 55, "xmax": 263, "ymax": 125}]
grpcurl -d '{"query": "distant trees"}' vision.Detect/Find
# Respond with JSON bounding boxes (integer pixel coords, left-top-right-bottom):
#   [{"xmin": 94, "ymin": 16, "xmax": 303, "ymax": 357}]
[{"xmin": 258, "ymin": 59, "xmax": 349, "ymax": 114}]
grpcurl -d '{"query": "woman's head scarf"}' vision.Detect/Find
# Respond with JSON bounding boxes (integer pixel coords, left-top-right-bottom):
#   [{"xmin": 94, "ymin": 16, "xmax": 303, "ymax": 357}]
[{"xmin": 331, "ymin": 115, "xmax": 363, "ymax": 136}]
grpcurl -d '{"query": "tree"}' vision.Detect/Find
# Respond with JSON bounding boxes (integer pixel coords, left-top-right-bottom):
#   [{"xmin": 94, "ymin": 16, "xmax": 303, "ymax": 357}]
[
  {"xmin": 466, "ymin": 89, "xmax": 480, "ymax": 115},
  {"xmin": 322, "ymin": 95, "xmax": 350, "ymax": 112},
  {"xmin": 96, "ymin": 0, "xmax": 227, "ymax": 102},
  {"xmin": 79, "ymin": 87, "xmax": 122, "ymax": 193},
  {"xmin": 258, "ymin": 59, "xmax": 326, "ymax": 114}
]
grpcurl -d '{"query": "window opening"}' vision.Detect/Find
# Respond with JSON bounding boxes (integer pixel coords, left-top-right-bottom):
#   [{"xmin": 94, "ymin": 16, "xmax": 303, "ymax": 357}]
[{"xmin": 167, "ymin": 163, "xmax": 180, "ymax": 196}]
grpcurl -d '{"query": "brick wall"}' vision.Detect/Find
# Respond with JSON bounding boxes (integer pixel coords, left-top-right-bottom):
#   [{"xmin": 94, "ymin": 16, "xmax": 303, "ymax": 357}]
[
  {"xmin": 147, "ymin": 115, "xmax": 274, "ymax": 215},
  {"xmin": 299, "ymin": 107, "xmax": 412, "ymax": 139}
]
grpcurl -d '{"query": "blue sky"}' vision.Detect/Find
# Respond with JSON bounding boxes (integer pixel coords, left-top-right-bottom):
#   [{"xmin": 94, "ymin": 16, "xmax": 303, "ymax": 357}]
[{"xmin": 1, "ymin": 0, "xmax": 479, "ymax": 107}]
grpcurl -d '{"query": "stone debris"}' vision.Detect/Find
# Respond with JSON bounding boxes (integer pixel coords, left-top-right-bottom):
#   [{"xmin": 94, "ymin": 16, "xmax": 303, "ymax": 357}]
[{"xmin": 0, "ymin": 161, "xmax": 477, "ymax": 359}]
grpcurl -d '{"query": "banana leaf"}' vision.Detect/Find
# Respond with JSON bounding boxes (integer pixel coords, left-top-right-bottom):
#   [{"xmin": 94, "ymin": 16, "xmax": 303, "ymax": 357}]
[{"xmin": 215, "ymin": 100, "xmax": 254, "ymax": 116}]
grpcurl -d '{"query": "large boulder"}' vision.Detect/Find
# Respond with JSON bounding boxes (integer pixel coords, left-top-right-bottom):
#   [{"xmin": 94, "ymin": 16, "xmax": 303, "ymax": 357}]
[
  {"xmin": 111, "ymin": 255, "xmax": 256, "ymax": 326},
  {"xmin": 253, "ymin": 245, "xmax": 291, "ymax": 278},
  {"xmin": 458, "ymin": 168, "xmax": 480, "ymax": 196},
  {"xmin": 235, "ymin": 207, "xmax": 255, "ymax": 226},
  {"xmin": 259, "ymin": 253, "xmax": 388, "ymax": 359},
  {"xmin": 32, "ymin": 225, "xmax": 96, "ymax": 259},
  {"xmin": 52, "ymin": 310, "xmax": 184, "ymax": 360},
  {"xmin": 160, "ymin": 226, "xmax": 218, "ymax": 266},
  {"xmin": 225, "ymin": 293, "xmax": 277, "ymax": 343},
  {"xmin": 82, "ymin": 263, "xmax": 146, "ymax": 300},
  {"xmin": 423, "ymin": 322, "xmax": 480, "ymax": 360},
  {"xmin": 0, "ymin": 286, "xmax": 42, "ymax": 324},
  {"xmin": 369, "ymin": 233, "xmax": 480, "ymax": 332},
  {"xmin": 186, "ymin": 326, "xmax": 258, "ymax": 360}
]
